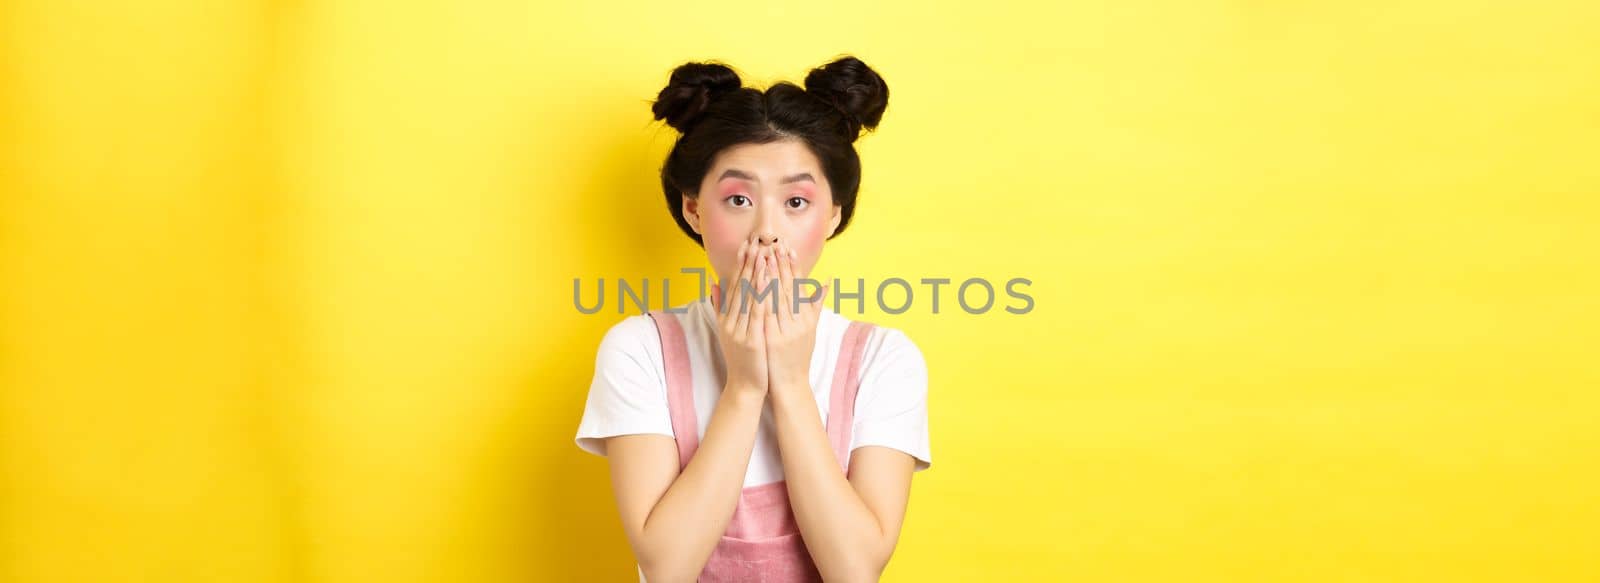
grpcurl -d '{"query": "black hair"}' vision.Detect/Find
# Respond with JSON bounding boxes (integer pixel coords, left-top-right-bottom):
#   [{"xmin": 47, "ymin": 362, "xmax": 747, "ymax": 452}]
[{"xmin": 651, "ymin": 55, "xmax": 889, "ymax": 247}]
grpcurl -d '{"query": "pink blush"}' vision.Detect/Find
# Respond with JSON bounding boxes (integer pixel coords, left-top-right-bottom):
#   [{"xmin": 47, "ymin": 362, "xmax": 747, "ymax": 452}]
[
  {"xmin": 699, "ymin": 216, "xmax": 746, "ymax": 282},
  {"xmin": 784, "ymin": 217, "xmax": 830, "ymax": 276}
]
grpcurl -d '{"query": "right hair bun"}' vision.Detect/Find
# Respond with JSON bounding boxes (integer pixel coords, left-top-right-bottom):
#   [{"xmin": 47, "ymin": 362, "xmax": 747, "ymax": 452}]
[
  {"xmin": 803, "ymin": 56, "xmax": 889, "ymax": 141},
  {"xmin": 652, "ymin": 62, "xmax": 742, "ymax": 132}
]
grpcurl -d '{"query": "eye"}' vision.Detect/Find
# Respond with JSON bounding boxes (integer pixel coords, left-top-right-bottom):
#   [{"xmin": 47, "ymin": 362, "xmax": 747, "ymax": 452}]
[
  {"xmin": 727, "ymin": 194, "xmax": 751, "ymax": 207},
  {"xmin": 786, "ymin": 197, "xmax": 809, "ymax": 210}
]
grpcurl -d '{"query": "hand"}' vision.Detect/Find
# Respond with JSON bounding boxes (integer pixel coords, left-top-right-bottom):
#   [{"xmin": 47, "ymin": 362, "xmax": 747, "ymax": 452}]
[
  {"xmin": 710, "ymin": 236, "xmax": 772, "ymax": 396},
  {"xmin": 763, "ymin": 241, "xmax": 830, "ymax": 392}
]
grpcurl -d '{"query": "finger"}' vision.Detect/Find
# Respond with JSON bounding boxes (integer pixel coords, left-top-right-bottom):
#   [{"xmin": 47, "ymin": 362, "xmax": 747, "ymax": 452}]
[
  {"xmin": 777, "ymin": 242, "xmax": 795, "ymax": 326},
  {"xmin": 711, "ymin": 282, "xmax": 721, "ymax": 314},
  {"xmin": 764, "ymin": 252, "xmax": 783, "ymax": 336},
  {"xmin": 765, "ymin": 252, "xmax": 780, "ymax": 324},
  {"xmin": 761, "ymin": 250, "xmax": 776, "ymax": 318},
  {"xmin": 722, "ymin": 239, "xmax": 749, "ymax": 318},
  {"xmin": 749, "ymin": 249, "xmax": 770, "ymax": 340},
  {"xmin": 768, "ymin": 253, "xmax": 780, "ymax": 320},
  {"xmin": 731, "ymin": 237, "xmax": 758, "ymax": 329},
  {"xmin": 765, "ymin": 296, "xmax": 779, "ymax": 339}
]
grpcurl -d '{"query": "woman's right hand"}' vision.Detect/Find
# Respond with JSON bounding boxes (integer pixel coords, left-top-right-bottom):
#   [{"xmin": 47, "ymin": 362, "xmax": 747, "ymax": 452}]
[{"xmin": 711, "ymin": 237, "xmax": 771, "ymax": 396}]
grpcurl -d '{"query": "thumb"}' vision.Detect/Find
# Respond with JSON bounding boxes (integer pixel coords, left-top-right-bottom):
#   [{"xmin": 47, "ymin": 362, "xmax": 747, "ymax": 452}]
[{"xmin": 711, "ymin": 282, "xmax": 721, "ymax": 313}]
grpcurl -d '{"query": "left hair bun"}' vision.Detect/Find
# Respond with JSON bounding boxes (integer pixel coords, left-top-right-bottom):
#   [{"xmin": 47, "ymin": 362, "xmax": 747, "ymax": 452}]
[{"xmin": 652, "ymin": 62, "xmax": 743, "ymax": 132}]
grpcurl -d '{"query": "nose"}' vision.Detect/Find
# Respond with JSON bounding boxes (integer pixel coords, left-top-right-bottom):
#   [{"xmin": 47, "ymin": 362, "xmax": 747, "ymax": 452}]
[{"xmin": 753, "ymin": 206, "xmax": 781, "ymax": 247}]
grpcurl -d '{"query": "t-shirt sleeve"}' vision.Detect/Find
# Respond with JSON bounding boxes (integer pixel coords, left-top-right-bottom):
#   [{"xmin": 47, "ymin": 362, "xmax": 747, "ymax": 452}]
[
  {"xmin": 574, "ymin": 314, "xmax": 675, "ymax": 456},
  {"xmin": 849, "ymin": 327, "xmax": 932, "ymax": 472}
]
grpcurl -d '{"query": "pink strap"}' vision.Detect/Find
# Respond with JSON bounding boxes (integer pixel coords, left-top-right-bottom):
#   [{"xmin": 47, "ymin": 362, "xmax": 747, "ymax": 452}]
[
  {"xmin": 648, "ymin": 311, "xmax": 875, "ymax": 474},
  {"xmin": 826, "ymin": 321, "xmax": 874, "ymax": 471},
  {"xmin": 648, "ymin": 310, "xmax": 698, "ymax": 470}
]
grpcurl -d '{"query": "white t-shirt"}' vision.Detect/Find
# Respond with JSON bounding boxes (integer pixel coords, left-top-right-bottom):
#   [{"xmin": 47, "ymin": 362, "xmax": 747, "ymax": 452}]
[{"xmin": 574, "ymin": 295, "xmax": 932, "ymax": 486}]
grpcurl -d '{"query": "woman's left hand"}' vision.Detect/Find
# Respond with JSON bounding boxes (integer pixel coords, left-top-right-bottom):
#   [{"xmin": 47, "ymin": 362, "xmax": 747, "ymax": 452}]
[{"xmin": 763, "ymin": 241, "xmax": 829, "ymax": 393}]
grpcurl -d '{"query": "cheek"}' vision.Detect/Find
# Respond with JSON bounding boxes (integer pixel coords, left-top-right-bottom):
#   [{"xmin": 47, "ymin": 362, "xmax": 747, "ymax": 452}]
[
  {"xmin": 787, "ymin": 213, "xmax": 831, "ymax": 274},
  {"xmin": 699, "ymin": 210, "xmax": 748, "ymax": 280}
]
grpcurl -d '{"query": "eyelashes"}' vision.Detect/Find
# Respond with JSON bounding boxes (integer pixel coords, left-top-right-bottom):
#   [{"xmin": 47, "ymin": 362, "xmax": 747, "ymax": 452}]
[{"xmin": 723, "ymin": 194, "xmax": 811, "ymax": 210}]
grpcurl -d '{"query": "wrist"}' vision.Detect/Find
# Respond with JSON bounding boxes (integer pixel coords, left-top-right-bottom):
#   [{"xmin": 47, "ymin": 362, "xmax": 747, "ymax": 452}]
[
  {"xmin": 723, "ymin": 381, "xmax": 767, "ymax": 401},
  {"xmin": 768, "ymin": 377, "xmax": 812, "ymax": 401}
]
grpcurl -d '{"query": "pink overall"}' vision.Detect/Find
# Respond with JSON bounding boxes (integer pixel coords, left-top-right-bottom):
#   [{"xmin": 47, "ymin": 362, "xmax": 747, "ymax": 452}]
[{"xmin": 647, "ymin": 309, "xmax": 876, "ymax": 583}]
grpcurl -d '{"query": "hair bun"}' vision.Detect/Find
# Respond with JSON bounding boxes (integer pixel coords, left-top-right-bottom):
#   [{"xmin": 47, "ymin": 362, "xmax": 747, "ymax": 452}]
[
  {"xmin": 652, "ymin": 62, "xmax": 742, "ymax": 132},
  {"xmin": 803, "ymin": 56, "xmax": 889, "ymax": 141}
]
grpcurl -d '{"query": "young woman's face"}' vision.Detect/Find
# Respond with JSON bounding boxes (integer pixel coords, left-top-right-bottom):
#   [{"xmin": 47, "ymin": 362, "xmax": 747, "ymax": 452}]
[{"xmin": 684, "ymin": 139, "xmax": 842, "ymax": 286}]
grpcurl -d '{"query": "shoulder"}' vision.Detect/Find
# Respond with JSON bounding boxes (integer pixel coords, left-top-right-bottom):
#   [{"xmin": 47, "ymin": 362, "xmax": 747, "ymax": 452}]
[
  {"xmin": 594, "ymin": 313, "xmax": 664, "ymax": 369},
  {"xmin": 870, "ymin": 325, "xmax": 922, "ymax": 361},
  {"xmin": 861, "ymin": 325, "xmax": 927, "ymax": 383},
  {"xmin": 576, "ymin": 313, "xmax": 674, "ymax": 457},
  {"xmin": 821, "ymin": 310, "xmax": 919, "ymax": 351},
  {"xmin": 821, "ymin": 310, "xmax": 926, "ymax": 385},
  {"xmin": 845, "ymin": 322, "xmax": 934, "ymax": 470}
]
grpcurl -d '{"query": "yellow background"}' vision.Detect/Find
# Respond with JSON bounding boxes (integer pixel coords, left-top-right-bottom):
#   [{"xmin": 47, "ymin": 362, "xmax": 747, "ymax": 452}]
[{"xmin": 3, "ymin": 1, "xmax": 1597, "ymax": 581}]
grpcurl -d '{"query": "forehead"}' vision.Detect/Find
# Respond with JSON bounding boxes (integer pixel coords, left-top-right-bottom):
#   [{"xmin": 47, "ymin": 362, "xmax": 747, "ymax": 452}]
[{"xmin": 705, "ymin": 140, "xmax": 823, "ymax": 183}]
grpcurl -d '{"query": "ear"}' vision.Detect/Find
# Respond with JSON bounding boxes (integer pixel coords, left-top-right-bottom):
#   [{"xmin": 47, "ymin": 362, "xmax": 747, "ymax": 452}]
[
  {"xmin": 682, "ymin": 195, "xmax": 702, "ymax": 235},
  {"xmin": 825, "ymin": 204, "xmax": 842, "ymax": 238}
]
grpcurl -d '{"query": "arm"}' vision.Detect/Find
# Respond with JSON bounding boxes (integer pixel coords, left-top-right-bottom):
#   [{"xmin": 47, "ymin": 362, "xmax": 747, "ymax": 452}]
[
  {"xmin": 609, "ymin": 237, "xmax": 775, "ymax": 582},
  {"xmin": 605, "ymin": 384, "xmax": 765, "ymax": 583},
  {"xmin": 770, "ymin": 386, "xmax": 916, "ymax": 583},
  {"xmin": 758, "ymin": 241, "xmax": 919, "ymax": 581}
]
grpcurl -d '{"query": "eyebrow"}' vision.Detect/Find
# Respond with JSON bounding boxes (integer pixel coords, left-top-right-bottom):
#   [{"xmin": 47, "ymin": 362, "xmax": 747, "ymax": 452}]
[{"xmin": 718, "ymin": 169, "xmax": 815, "ymax": 185}]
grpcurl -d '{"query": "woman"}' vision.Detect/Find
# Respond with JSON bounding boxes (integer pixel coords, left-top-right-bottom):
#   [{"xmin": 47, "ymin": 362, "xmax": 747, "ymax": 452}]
[{"xmin": 574, "ymin": 55, "xmax": 931, "ymax": 582}]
